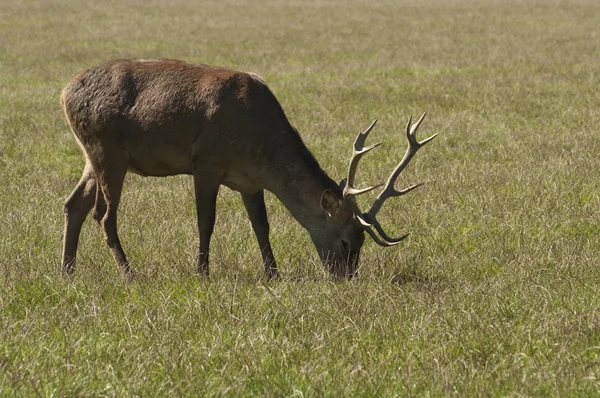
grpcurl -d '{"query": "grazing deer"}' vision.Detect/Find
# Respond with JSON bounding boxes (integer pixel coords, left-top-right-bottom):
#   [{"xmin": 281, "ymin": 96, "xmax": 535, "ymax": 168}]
[{"xmin": 61, "ymin": 59, "xmax": 436, "ymax": 278}]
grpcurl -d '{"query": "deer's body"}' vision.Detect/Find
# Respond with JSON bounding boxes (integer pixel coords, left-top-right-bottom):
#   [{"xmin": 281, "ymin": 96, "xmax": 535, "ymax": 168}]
[
  {"xmin": 63, "ymin": 59, "xmax": 327, "ymax": 190},
  {"xmin": 61, "ymin": 59, "xmax": 435, "ymax": 278}
]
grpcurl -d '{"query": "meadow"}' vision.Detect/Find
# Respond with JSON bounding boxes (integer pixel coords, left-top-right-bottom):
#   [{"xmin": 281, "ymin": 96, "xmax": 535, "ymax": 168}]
[{"xmin": 1, "ymin": 0, "xmax": 600, "ymax": 395}]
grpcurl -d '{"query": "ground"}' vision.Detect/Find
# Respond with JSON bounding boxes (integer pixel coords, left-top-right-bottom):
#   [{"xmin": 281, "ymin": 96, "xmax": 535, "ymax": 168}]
[{"xmin": 1, "ymin": 0, "xmax": 599, "ymax": 395}]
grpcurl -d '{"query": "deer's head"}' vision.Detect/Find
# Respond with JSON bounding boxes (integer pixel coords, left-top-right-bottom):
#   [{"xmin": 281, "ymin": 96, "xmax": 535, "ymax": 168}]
[{"xmin": 313, "ymin": 113, "xmax": 437, "ymax": 278}]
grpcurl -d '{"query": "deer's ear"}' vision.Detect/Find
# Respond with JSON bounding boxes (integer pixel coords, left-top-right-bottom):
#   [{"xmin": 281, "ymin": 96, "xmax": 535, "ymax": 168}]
[{"xmin": 320, "ymin": 189, "xmax": 341, "ymax": 217}]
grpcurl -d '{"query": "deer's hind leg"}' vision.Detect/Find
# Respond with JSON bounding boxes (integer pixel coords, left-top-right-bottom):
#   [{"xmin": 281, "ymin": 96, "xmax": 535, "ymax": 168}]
[
  {"xmin": 91, "ymin": 143, "xmax": 130, "ymax": 273},
  {"xmin": 92, "ymin": 186, "xmax": 107, "ymax": 224},
  {"xmin": 62, "ymin": 161, "xmax": 97, "ymax": 274}
]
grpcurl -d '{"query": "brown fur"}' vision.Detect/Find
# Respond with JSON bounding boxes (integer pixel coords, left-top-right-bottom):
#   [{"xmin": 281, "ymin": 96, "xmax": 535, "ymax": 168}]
[{"xmin": 61, "ymin": 59, "xmax": 365, "ymax": 278}]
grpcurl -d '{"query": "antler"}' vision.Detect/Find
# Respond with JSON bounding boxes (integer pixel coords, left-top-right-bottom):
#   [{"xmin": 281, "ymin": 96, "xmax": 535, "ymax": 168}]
[
  {"xmin": 341, "ymin": 119, "xmax": 382, "ymax": 229},
  {"xmin": 344, "ymin": 113, "xmax": 437, "ymax": 246},
  {"xmin": 343, "ymin": 119, "xmax": 382, "ymax": 197}
]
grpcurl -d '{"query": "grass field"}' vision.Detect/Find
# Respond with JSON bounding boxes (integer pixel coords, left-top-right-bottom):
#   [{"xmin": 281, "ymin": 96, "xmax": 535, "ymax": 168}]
[{"xmin": 1, "ymin": 0, "xmax": 600, "ymax": 395}]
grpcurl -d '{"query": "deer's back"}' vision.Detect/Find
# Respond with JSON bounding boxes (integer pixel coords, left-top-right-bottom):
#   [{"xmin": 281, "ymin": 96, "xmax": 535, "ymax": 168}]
[{"xmin": 61, "ymin": 59, "xmax": 294, "ymax": 182}]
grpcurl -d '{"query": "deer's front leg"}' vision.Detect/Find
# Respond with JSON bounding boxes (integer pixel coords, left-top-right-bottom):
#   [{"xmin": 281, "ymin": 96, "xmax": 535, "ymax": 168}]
[
  {"xmin": 193, "ymin": 170, "xmax": 220, "ymax": 276},
  {"xmin": 242, "ymin": 191, "xmax": 279, "ymax": 279}
]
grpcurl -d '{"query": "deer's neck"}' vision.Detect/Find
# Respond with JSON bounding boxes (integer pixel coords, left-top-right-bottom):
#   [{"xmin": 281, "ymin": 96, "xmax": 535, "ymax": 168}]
[{"xmin": 264, "ymin": 135, "xmax": 340, "ymax": 234}]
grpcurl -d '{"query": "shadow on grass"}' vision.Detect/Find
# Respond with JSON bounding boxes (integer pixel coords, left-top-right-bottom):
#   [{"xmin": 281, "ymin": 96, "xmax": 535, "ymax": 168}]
[{"xmin": 389, "ymin": 265, "xmax": 451, "ymax": 292}]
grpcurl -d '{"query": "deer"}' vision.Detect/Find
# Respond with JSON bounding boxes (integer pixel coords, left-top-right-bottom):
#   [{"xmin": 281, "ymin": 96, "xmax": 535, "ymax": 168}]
[{"xmin": 61, "ymin": 59, "xmax": 437, "ymax": 279}]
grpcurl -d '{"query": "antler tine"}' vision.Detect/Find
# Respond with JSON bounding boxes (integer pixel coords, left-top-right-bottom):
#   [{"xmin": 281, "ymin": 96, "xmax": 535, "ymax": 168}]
[
  {"xmin": 355, "ymin": 119, "xmax": 378, "ymax": 150},
  {"xmin": 408, "ymin": 113, "xmax": 438, "ymax": 147},
  {"xmin": 343, "ymin": 119, "xmax": 382, "ymax": 198},
  {"xmin": 364, "ymin": 227, "xmax": 408, "ymax": 247},
  {"xmin": 364, "ymin": 113, "xmax": 437, "ymax": 243}
]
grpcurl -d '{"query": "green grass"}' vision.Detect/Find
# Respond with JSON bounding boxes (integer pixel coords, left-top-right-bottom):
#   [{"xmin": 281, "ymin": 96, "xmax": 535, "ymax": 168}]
[{"xmin": 1, "ymin": 0, "xmax": 600, "ymax": 395}]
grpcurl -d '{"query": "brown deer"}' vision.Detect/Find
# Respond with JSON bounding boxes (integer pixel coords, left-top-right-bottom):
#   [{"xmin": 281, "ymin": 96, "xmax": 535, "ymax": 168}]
[{"xmin": 61, "ymin": 59, "xmax": 436, "ymax": 279}]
